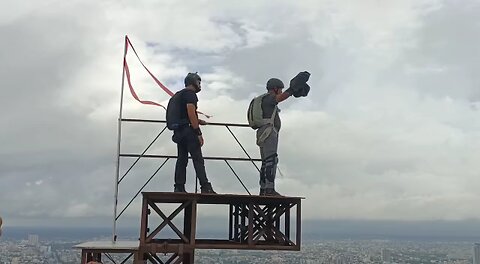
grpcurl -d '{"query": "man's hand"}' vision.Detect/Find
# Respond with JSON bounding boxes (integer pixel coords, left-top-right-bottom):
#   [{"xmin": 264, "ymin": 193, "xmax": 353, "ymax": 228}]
[
  {"xmin": 199, "ymin": 119, "xmax": 207, "ymax": 125},
  {"xmin": 198, "ymin": 135, "xmax": 204, "ymax": 147}
]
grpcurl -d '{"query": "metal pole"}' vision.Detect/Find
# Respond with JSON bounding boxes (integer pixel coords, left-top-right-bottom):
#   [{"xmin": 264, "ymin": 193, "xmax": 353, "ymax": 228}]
[{"xmin": 113, "ymin": 35, "xmax": 128, "ymax": 242}]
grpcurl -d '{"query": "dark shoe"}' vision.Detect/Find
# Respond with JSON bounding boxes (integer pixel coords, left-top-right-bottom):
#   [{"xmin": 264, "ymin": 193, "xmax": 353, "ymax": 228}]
[
  {"xmin": 174, "ymin": 185, "xmax": 187, "ymax": 193},
  {"xmin": 259, "ymin": 189, "xmax": 266, "ymax": 196},
  {"xmin": 264, "ymin": 188, "xmax": 282, "ymax": 196},
  {"xmin": 201, "ymin": 183, "xmax": 216, "ymax": 194}
]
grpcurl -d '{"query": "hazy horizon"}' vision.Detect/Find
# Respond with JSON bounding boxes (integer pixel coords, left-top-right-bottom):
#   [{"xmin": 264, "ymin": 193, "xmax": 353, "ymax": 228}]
[{"xmin": 2, "ymin": 219, "xmax": 480, "ymax": 242}]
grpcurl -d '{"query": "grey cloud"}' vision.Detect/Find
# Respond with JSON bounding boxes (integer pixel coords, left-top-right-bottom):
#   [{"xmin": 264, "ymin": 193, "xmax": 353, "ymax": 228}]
[
  {"xmin": 1, "ymin": 0, "xmax": 480, "ymax": 226},
  {"xmin": 396, "ymin": 0, "xmax": 480, "ymax": 100}
]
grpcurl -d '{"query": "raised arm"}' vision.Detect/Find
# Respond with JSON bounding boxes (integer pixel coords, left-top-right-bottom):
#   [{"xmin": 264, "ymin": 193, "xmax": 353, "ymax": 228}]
[{"xmin": 275, "ymin": 89, "xmax": 292, "ymax": 103}]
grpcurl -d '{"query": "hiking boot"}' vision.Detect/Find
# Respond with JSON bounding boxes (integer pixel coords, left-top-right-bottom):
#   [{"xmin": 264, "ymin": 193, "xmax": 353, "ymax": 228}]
[
  {"xmin": 201, "ymin": 182, "xmax": 216, "ymax": 194},
  {"xmin": 259, "ymin": 189, "xmax": 266, "ymax": 196},
  {"xmin": 264, "ymin": 188, "xmax": 282, "ymax": 196},
  {"xmin": 174, "ymin": 185, "xmax": 187, "ymax": 193}
]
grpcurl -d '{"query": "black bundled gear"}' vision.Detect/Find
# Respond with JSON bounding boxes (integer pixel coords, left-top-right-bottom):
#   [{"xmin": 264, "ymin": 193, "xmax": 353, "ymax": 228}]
[
  {"xmin": 288, "ymin": 71, "xmax": 311, "ymax": 97},
  {"xmin": 292, "ymin": 83, "xmax": 310, "ymax": 98}
]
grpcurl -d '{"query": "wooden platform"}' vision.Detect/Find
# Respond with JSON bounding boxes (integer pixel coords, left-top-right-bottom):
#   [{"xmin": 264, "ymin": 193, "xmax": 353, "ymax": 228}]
[
  {"xmin": 140, "ymin": 192, "xmax": 302, "ymax": 254},
  {"xmin": 74, "ymin": 241, "xmax": 139, "ymax": 251},
  {"xmin": 142, "ymin": 192, "xmax": 304, "ymax": 203},
  {"xmin": 74, "ymin": 241, "xmax": 139, "ymax": 263},
  {"xmin": 76, "ymin": 192, "xmax": 303, "ymax": 263}
]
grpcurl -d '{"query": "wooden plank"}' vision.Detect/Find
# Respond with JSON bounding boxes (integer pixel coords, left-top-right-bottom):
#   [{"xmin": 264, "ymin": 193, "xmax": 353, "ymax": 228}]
[
  {"xmin": 296, "ymin": 201, "xmax": 302, "ymax": 250},
  {"xmin": 228, "ymin": 204, "xmax": 233, "ymax": 240},
  {"xmin": 74, "ymin": 241, "xmax": 139, "ymax": 251},
  {"xmin": 142, "ymin": 192, "xmax": 303, "ymax": 205},
  {"xmin": 285, "ymin": 205, "xmax": 291, "ymax": 242},
  {"xmin": 248, "ymin": 202, "xmax": 253, "ymax": 246},
  {"xmin": 240, "ymin": 204, "xmax": 246, "ymax": 243},
  {"xmin": 140, "ymin": 196, "xmax": 148, "ymax": 246},
  {"xmin": 189, "ymin": 200, "xmax": 197, "ymax": 247}
]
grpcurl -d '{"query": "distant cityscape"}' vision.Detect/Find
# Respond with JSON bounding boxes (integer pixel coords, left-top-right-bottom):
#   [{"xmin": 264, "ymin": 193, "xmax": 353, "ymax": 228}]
[{"xmin": 1, "ymin": 231, "xmax": 480, "ymax": 264}]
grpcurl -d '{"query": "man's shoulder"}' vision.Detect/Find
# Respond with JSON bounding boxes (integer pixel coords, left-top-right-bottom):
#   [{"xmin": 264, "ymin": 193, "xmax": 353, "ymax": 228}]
[
  {"xmin": 181, "ymin": 89, "xmax": 198, "ymax": 103},
  {"xmin": 182, "ymin": 89, "xmax": 197, "ymax": 95},
  {"xmin": 261, "ymin": 93, "xmax": 277, "ymax": 105}
]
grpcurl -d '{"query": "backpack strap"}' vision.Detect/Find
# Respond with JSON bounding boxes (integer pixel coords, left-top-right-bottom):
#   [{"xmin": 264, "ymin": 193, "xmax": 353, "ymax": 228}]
[{"xmin": 268, "ymin": 105, "xmax": 278, "ymax": 125}]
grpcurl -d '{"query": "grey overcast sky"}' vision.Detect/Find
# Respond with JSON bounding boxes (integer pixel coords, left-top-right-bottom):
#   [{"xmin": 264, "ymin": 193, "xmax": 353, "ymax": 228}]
[{"xmin": 1, "ymin": 0, "xmax": 479, "ymax": 227}]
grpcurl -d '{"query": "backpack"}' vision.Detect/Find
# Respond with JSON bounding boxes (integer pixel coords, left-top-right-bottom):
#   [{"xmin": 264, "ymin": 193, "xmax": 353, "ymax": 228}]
[
  {"xmin": 247, "ymin": 93, "xmax": 278, "ymax": 130},
  {"xmin": 166, "ymin": 90, "xmax": 190, "ymax": 130}
]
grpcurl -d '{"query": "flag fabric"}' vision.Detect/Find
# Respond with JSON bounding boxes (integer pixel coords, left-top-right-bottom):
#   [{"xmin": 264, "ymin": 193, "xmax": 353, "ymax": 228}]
[{"xmin": 122, "ymin": 35, "xmax": 211, "ymax": 118}]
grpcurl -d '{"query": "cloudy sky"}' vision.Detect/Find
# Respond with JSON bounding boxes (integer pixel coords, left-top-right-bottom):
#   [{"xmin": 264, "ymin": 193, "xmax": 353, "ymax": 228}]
[{"xmin": 1, "ymin": 0, "xmax": 479, "ymax": 229}]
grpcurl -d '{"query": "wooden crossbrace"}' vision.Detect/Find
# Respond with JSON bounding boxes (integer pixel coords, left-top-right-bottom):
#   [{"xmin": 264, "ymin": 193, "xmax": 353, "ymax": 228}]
[
  {"xmin": 147, "ymin": 200, "xmax": 191, "ymax": 243},
  {"xmin": 120, "ymin": 253, "xmax": 134, "ymax": 264},
  {"xmin": 145, "ymin": 252, "xmax": 181, "ymax": 264},
  {"xmin": 250, "ymin": 203, "xmax": 295, "ymax": 245},
  {"xmin": 252, "ymin": 204, "xmax": 284, "ymax": 242}
]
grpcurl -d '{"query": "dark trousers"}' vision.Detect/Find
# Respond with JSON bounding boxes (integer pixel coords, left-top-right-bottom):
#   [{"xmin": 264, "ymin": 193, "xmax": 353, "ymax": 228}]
[{"xmin": 173, "ymin": 126, "xmax": 209, "ymax": 186}]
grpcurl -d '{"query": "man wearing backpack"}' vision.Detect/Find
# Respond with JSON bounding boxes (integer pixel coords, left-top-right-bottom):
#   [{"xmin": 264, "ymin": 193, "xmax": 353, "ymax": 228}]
[
  {"xmin": 248, "ymin": 72, "xmax": 310, "ymax": 196},
  {"xmin": 166, "ymin": 72, "xmax": 216, "ymax": 194}
]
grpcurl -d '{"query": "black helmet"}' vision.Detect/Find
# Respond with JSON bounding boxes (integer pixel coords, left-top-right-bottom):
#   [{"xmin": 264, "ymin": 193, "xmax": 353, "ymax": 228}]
[
  {"xmin": 266, "ymin": 78, "xmax": 284, "ymax": 90},
  {"xmin": 184, "ymin": 72, "xmax": 201, "ymax": 90}
]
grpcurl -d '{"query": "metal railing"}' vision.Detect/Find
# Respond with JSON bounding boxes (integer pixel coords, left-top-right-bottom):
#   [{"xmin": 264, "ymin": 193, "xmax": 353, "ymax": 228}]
[{"xmin": 112, "ymin": 118, "xmax": 260, "ymax": 241}]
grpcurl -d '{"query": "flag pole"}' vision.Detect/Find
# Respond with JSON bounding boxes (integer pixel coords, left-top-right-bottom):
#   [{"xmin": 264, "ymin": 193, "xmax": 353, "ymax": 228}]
[{"xmin": 113, "ymin": 35, "xmax": 128, "ymax": 242}]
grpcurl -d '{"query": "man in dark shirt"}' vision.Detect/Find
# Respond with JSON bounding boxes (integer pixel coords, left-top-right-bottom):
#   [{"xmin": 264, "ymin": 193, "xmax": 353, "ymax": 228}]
[
  {"xmin": 171, "ymin": 73, "xmax": 215, "ymax": 194},
  {"xmin": 257, "ymin": 78, "xmax": 294, "ymax": 196}
]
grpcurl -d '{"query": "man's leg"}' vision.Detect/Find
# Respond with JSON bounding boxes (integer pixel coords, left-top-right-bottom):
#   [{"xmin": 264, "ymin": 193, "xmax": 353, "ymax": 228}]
[
  {"xmin": 259, "ymin": 145, "xmax": 267, "ymax": 195},
  {"xmin": 264, "ymin": 153, "xmax": 278, "ymax": 189},
  {"xmin": 186, "ymin": 129, "xmax": 215, "ymax": 193},
  {"xmin": 260, "ymin": 131, "xmax": 279, "ymax": 195},
  {"xmin": 174, "ymin": 139, "xmax": 189, "ymax": 192}
]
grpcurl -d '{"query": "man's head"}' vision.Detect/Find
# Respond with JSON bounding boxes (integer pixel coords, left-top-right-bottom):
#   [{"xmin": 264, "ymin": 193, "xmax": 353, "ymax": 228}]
[
  {"xmin": 184, "ymin": 72, "xmax": 202, "ymax": 93},
  {"xmin": 266, "ymin": 78, "xmax": 284, "ymax": 94}
]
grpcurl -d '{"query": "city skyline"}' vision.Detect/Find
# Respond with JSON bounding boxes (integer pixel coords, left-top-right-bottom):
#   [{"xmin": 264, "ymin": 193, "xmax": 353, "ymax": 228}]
[{"xmin": 1, "ymin": 233, "xmax": 479, "ymax": 264}]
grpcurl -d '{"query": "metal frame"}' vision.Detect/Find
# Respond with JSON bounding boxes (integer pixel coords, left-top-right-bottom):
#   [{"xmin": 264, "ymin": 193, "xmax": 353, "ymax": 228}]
[
  {"xmin": 74, "ymin": 37, "xmax": 304, "ymax": 264},
  {"xmin": 113, "ymin": 118, "xmax": 262, "ymax": 242},
  {"xmin": 112, "ymin": 37, "xmax": 263, "ymax": 241}
]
